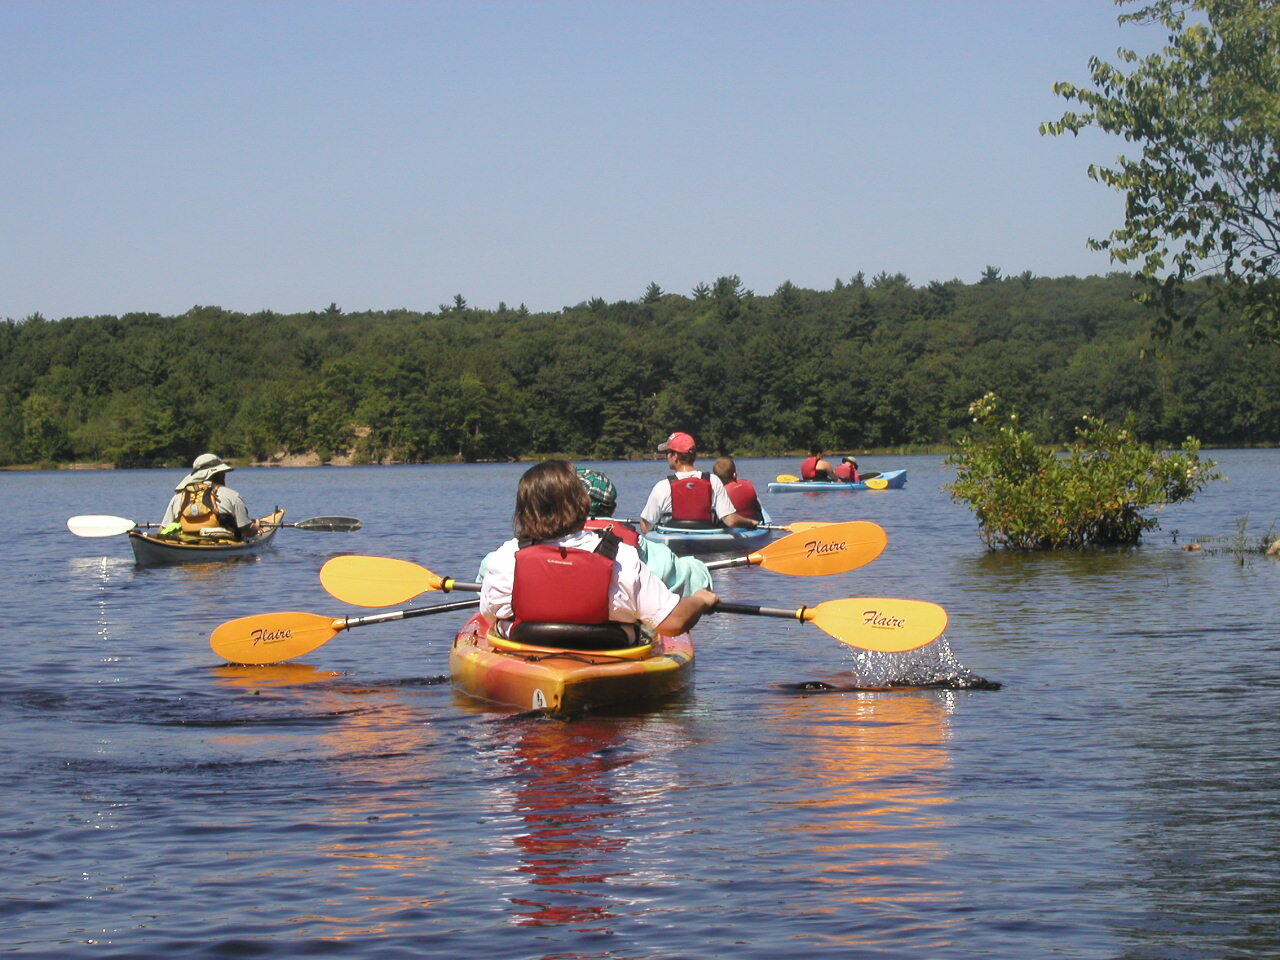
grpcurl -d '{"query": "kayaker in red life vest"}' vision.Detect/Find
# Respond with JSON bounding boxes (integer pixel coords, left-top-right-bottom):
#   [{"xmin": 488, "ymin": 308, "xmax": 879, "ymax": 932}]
[
  {"xmin": 834, "ymin": 457, "xmax": 860, "ymax": 482},
  {"xmin": 712, "ymin": 457, "xmax": 763, "ymax": 521},
  {"xmin": 834, "ymin": 456, "xmax": 881, "ymax": 482},
  {"xmin": 640, "ymin": 432, "xmax": 760, "ymax": 533},
  {"xmin": 479, "ymin": 460, "xmax": 718, "ymax": 637},
  {"xmin": 800, "ymin": 447, "xmax": 837, "ymax": 482}
]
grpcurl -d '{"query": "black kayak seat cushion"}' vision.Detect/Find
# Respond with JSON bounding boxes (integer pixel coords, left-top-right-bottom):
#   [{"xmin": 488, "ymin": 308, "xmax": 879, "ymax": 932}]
[{"xmin": 510, "ymin": 621, "xmax": 643, "ymax": 651}]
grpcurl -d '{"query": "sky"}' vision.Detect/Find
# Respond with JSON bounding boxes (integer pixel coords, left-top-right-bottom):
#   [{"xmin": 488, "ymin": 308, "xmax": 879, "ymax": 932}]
[{"xmin": 0, "ymin": 1, "xmax": 1151, "ymax": 320}]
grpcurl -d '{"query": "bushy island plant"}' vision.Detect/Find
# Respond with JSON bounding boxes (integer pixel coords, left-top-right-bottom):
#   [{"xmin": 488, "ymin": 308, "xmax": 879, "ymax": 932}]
[{"xmin": 946, "ymin": 393, "xmax": 1220, "ymax": 549}]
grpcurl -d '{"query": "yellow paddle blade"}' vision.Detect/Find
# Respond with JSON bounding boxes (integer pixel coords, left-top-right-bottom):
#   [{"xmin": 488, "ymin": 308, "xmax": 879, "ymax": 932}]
[
  {"xmin": 865, "ymin": 476, "xmax": 890, "ymax": 490},
  {"xmin": 778, "ymin": 521, "xmax": 832, "ymax": 533},
  {"xmin": 210, "ymin": 611, "xmax": 346, "ymax": 665},
  {"xmin": 775, "ymin": 474, "xmax": 800, "ymax": 483},
  {"xmin": 752, "ymin": 521, "xmax": 887, "ymax": 576},
  {"xmin": 807, "ymin": 598, "xmax": 948, "ymax": 653},
  {"xmin": 320, "ymin": 555, "xmax": 442, "ymax": 607}
]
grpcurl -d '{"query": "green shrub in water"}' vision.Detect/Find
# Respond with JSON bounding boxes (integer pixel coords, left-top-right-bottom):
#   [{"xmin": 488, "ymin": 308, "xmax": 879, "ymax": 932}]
[{"xmin": 946, "ymin": 393, "xmax": 1220, "ymax": 550}]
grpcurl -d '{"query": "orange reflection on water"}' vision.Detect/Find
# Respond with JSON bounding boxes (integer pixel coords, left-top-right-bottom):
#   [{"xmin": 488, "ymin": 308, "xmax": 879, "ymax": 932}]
[
  {"xmin": 503, "ymin": 718, "xmax": 631, "ymax": 927},
  {"xmin": 212, "ymin": 662, "xmax": 453, "ymax": 939},
  {"xmin": 485, "ymin": 714, "xmax": 694, "ymax": 930},
  {"xmin": 771, "ymin": 689, "xmax": 959, "ymax": 929}
]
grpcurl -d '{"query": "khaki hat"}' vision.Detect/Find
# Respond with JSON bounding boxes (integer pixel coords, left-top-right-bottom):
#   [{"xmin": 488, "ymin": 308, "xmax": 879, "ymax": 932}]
[{"xmin": 175, "ymin": 452, "xmax": 234, "ymax": 490}]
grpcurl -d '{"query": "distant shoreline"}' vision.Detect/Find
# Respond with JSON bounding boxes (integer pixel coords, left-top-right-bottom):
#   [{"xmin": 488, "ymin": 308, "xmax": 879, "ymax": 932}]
[{"xmin": 3, "ymin": 442, "xmax": 1269, "ymax": 472}]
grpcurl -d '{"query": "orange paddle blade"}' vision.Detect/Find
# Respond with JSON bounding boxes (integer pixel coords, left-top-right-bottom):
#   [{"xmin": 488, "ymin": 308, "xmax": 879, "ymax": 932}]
[
  {"xmin": 807, "ymin": 598, "xmax": 948, "ymax": 653},
  {"xmin": 320, "ymin": 555, "xmax": 442, "ymax": 607},
  {"xmin": 210, "ymin": 611, "xmax": 346, "ymax": 664},
  {"xmin": 776, "ymin": 521, "xmax": 832, "ymax": 533},
  {"xmin": 865, "ymin": 476, "xmax": 890, "ymax": 490},
  {"xmin": 753, "ymin": 521, "xmax": 887, "ymax": 576}
]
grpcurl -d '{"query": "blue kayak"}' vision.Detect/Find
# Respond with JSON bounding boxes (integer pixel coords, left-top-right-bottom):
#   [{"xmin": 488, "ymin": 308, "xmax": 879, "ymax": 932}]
[
  {"xmin": 644, "ymin": 508, "xmax": 776, "ymax": 554},
  {"xmin": 766, "ymin": 469, "xmax": 908, "ymax": 494}
]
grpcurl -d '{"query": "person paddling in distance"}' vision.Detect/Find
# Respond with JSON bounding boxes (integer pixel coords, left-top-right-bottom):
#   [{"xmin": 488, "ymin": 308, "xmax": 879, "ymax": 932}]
[
  {"xmin": 712, "ymin": 457, "xmax": 763, "ymax": 521},
  {"xmin": 160, "ymin": 453, "xmax": 257, "ymax": 540},
  {"xmin": 800, "ymin": 447, "xmax": 837, "ymax": 482},
  {"xmin": 834, "ymin": 456, "xmax": 860, "ymax": 482},
  {"xmin": 576, "ymin": 467, "xmax": 713, "ymax": 596},
  {"xmin": 640, "ymin": 432, "xmax": 760, "ymax": 532},
  {"xmin": 834, "ymin": 456, "xmax": 881, "ymax": 483},
  {"xmin": 480, "ymin": 460, "xmax": 718, "ymax": 640}
]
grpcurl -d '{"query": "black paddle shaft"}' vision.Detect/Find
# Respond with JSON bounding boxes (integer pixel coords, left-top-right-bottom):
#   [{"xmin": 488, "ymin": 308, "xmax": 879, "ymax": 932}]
[
  {"xmin": 713, "ymin": 602, "xmax": 805, "ymax": 620},
  {"xmin": 344, "ymin": 598, "xmax": 480, "ymax": 629}
]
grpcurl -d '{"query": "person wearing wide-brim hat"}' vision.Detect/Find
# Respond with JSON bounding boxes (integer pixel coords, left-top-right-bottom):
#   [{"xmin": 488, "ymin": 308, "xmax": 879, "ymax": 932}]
[{"xmin": 160, "ymin": 453, "xmax": 255, "ymax": 540}]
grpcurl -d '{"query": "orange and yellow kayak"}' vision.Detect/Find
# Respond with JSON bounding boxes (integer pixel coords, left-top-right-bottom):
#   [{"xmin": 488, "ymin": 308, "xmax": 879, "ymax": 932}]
[{"xmin": 449, "ymin": 614, "xmax": 694, "ymax": 714}]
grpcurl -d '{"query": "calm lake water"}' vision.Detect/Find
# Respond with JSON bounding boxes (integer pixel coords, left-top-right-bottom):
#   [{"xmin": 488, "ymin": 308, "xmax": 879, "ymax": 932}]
[{"xmin": 2, "ymin": 452, "xmax": 1278, "ymax": 959}]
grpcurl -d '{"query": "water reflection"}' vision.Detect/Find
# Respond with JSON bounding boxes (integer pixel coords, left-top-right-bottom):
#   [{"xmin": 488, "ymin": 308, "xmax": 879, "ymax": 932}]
[
  {"xmin": 497, "ymin": 718, "xmax": 634, "ymax": 928},
  {"xmin": 769, "ymin": 689, "xmax": 959, "ymax": 945},
  {"xmin": 213, "ymin": 663, "xmax": 346, "ymax": 689}
]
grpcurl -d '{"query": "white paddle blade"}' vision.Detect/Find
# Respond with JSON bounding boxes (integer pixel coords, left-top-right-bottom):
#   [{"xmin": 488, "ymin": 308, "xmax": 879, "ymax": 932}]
[{"xmin": 67, "ymin": 515, "xmax": 137, "ymax": 537}]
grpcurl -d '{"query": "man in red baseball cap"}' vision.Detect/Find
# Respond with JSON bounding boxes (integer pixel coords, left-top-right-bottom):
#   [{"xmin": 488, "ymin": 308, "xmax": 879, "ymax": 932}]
[{"xmin": 641, "ymin": 432, "xmax": 760, "ymax": 532}]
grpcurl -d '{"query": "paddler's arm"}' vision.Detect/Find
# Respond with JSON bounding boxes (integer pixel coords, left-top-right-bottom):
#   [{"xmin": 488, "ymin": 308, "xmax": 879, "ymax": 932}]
[
  {"xmin": 720, "ymin": 512, "xmax": 758, "ymax": 530},
  {"xmin": 656, "ymin": 589, "xmax": 718, "ymax": 636}
]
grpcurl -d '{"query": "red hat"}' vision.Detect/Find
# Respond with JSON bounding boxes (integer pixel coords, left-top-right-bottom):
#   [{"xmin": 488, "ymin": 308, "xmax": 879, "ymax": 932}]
[{"xmin": 657, "ymin": 431, "xmax": 696, "ymax": 454}]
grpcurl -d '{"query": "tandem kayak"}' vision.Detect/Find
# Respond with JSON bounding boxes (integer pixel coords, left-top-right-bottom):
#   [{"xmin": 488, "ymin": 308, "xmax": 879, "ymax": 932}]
[
  {"xmin": 450, "ymin": 613, "xmax": 694, "ymax": 715},
  {"xmin": 127, "ymin": 509, "xmax": 286, "ymax": 566},
  {"xmin": 643, "ymin": 508, "xmax": 776, "ymax": 554},
  {"xmin": 767, "ymin": 469, "xmax": 907, "ymax": 494}
]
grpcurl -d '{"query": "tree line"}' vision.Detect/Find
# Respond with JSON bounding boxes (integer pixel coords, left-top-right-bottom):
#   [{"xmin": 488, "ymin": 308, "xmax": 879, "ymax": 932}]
[{"xmin": 2, "ymin": 271, "xmax": 1279, "ymax": 468}]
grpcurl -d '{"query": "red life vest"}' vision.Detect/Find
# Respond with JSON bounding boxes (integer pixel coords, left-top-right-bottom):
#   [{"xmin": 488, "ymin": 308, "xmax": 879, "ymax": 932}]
[
  {"xmin": 800, "ymin": 456, "xmax": 820, "ymax": 480},
  {"xmin": 834, "ymin": 462, "xmax": 860, "ymax": 482},
  {"xmin": 511, "ymin": 531, "xmax": 620, "ymax": 627},
  {"xmin": 668, "ymin": 472, "xmax": 714, "ymax": 523},
  {"xmin": 583, "ymin": 517, "xmax": 640, "ymax": 547},
  {"xmin": 724, "ymin": 479, "xmax": 762, "ymax": 520}
]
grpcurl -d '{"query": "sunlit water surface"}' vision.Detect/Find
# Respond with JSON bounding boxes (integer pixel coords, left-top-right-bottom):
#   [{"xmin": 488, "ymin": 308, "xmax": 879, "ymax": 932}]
[{"xmin": 2, "ymin": 453, "xmax": 1278, "ymax": 958}]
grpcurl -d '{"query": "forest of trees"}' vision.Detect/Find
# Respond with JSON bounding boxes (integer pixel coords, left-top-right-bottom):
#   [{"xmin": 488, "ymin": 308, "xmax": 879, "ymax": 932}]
[{"xmin": 2, "ymin": 271, "xmax": 1278, "ymax": 468}]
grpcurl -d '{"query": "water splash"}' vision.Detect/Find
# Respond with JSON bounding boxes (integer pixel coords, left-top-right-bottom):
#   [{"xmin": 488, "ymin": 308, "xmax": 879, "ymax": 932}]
[{"xmin": 781, "ymin": 635, "xmax": 1001, "ymax": 692}]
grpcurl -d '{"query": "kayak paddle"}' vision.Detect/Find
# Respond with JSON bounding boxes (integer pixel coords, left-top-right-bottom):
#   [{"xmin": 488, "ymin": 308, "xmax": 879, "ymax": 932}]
[
  {"xmin": 772, "ymin": 474, "xmax": 890, "ymax": 490},
  {"xmin": 599, "ymin": 516, "xmax": 830, "ymax": 534},
  {"xmin": 320, "ymin": 555, "xmax": 482, "ymax": 607},
  {"xmin": 210, "ymin": 597, "xmax": 481, "ymax": 665},
  {"xmin": 67, "ymin": 514, "xmax": 363, "ymax": 537},
  {"xmin": 712, "ymin": 597, "xmax": 948, "ymax": 653},
  {"xmin": 704, "ymin": 520, "xmax": 887, "ymax": 577},
  {"xmin": 319, "ymin": 521, "xmax": 888, "ymax": 608}
]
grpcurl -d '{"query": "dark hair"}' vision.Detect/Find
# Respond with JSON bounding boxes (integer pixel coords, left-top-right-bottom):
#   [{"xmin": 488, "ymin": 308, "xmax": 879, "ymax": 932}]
[
  {"xmin": 670, "ymin": 450, "xmax": 697, "ymax": 467},
  {"xmin": 712, "ymin": 457, "xmax": 736, "ymax": 483},
  {"xmin": 514, "ymin": 460, "xmax": 589, "ymax": 541},
  {"xmin": 809, "ymin": 446, "xmax": 824, "ymax": 456}
]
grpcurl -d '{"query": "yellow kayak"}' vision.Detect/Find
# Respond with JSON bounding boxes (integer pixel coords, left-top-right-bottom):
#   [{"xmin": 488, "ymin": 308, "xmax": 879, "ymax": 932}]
[{"xmin": 449, "ymin": 614, "xmax": 693, "ymax": 714}]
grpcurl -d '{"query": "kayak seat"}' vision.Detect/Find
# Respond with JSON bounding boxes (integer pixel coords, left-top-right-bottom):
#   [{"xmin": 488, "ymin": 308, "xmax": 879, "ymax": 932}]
[
  {"xmin": 510, "ymin": 621, "xmax": 644, "ymax": 651},
  {"xmin": 659, "ymin": 518, "xmax": 726, "ymax": 530}
]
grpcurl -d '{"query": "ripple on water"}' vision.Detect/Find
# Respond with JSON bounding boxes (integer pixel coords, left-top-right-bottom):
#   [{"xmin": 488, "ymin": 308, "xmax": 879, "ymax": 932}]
[{"xmin": 4, "ymin": 456, "xmax": 1280, "ymax": 959}]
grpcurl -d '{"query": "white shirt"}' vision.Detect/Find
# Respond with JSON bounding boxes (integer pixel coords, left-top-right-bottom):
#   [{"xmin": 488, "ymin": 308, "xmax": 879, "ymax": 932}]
[
  {"xmin": 480, "ymin": 530, "xmax": 682, "ymax": 630},
  {"xmin": 641, "ymin": 470, "xmax": 739, "ymax": 526},
  {"xmin": 161, "ymin": 484, "xmax": 251, "ymax": 527}
]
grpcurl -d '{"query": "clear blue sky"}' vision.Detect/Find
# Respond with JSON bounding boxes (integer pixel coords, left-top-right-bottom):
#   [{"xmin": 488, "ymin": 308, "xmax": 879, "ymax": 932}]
[{"xmin": 1, "ymin": 1, "xmax": 1144, "ymax": 320}]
